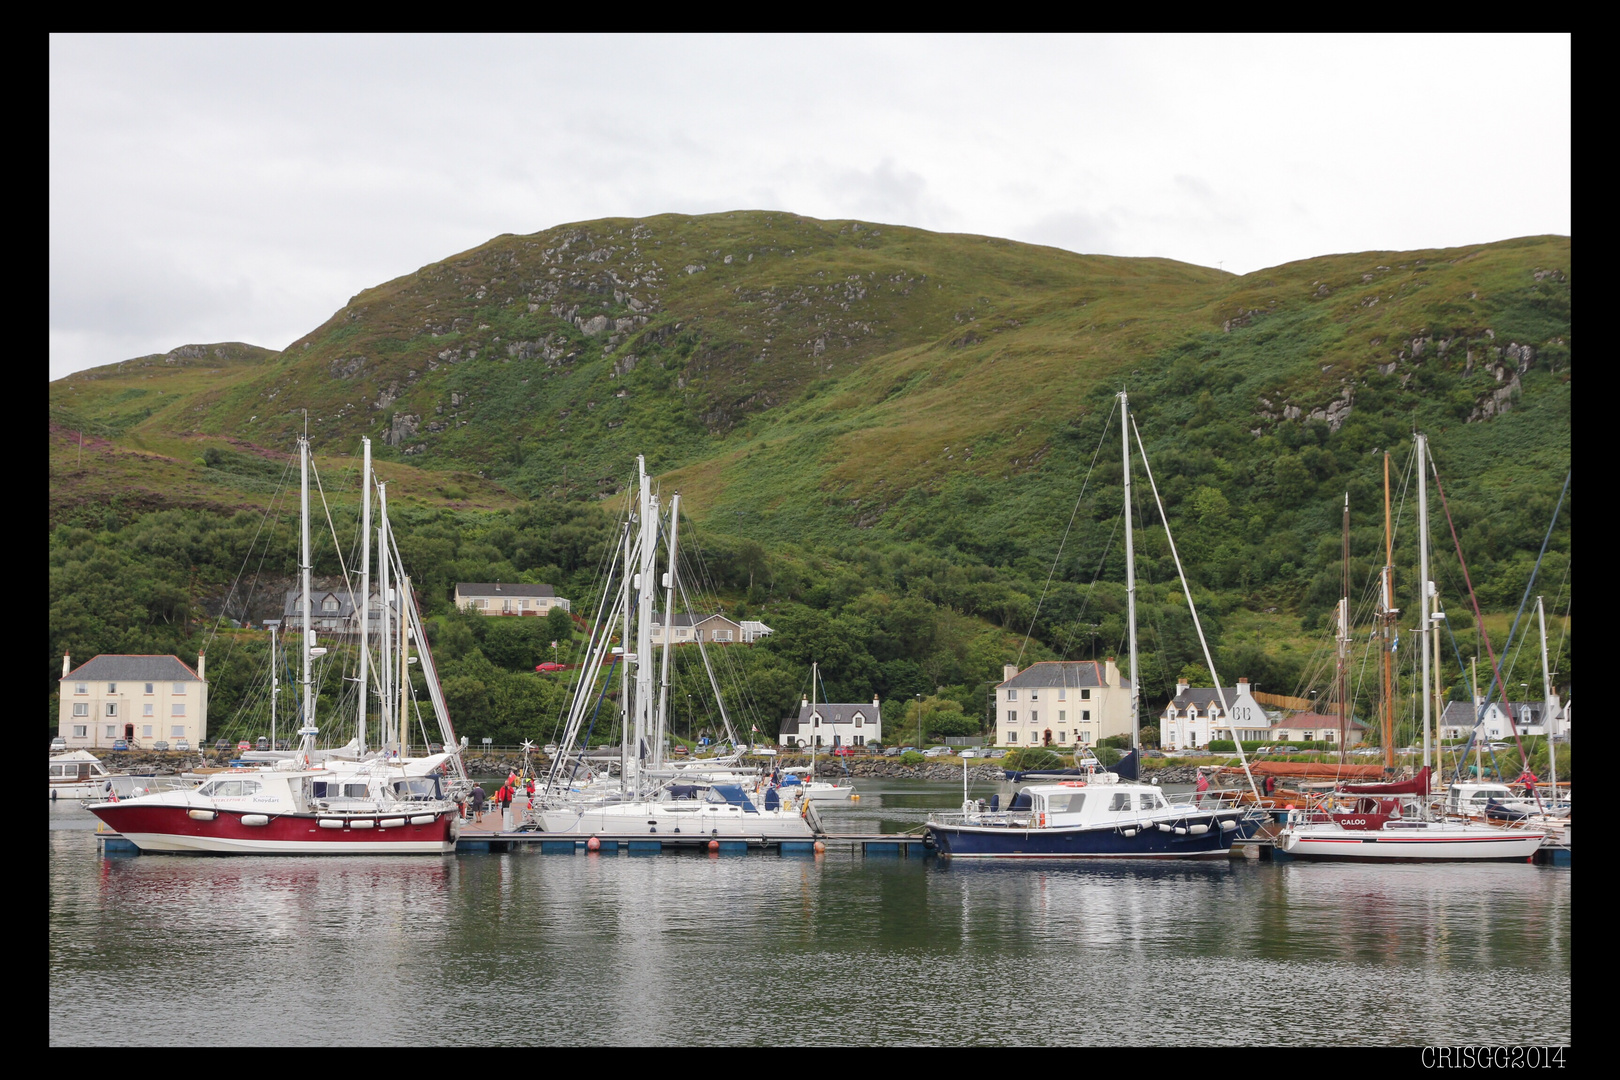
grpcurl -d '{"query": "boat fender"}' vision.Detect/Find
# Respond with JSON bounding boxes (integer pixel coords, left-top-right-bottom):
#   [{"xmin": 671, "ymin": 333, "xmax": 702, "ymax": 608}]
[
  {"xmin": 1189, "ymin": 823, "xmax": 1209, "ymax": 835},
  {"xmin": 1122, "ymin": 828, "xmax": 1137, "ymax": 837},
  {"xmin": 1220, "ymin": 820, "xmax": 1237, "ymax": 830},
  {"xmin": 188, "ymin": 809, "xmax": 216, "ymax": 822},
  {"xmin": 1174, "ymin": 826, "xmax": 1187, "ymax": 835},
  {"xmin": 241, "ymin": 814, "xmax": 270, "ymax": 827},
  {"xmin": 1158, "ymin": 823, "xmax": 1172, "ymax": 832},
  {"xmin": 319, "ymin": 818, "xmax": 344, "ymax": 829}
]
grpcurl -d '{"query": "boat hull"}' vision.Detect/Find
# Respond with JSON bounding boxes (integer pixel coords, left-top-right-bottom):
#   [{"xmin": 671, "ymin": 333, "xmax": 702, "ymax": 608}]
[
  {"xmin": 538, "ymin": 803, "xmax": 815, "ymax": 838},
  {"xmin": 927, "ymin": 814, "xmax": 1259, "ymax": 859},
  {"xmin": 1277, "ymin": 825, "xmax": 1546, "ymax": 862},
  {"xmin": 86, "ymin": 802, "xmax": 458, "ymax": 854}
]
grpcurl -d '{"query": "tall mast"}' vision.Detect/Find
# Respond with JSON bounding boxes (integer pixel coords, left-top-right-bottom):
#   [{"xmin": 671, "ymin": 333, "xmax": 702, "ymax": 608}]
[
  {"xmin": 269, "ymin": 621, "xmax": 278, "ymax": 751},
  {"xmin": 656, "ymin": 493, "xmax": 681, "ymax": 759},
  {"xmin": 1537, "ymin": 595, "xmax": 1556, "ymax": 795},
  {"xmin": 811, "ymin": 661, "xmax": 819, "ymax": 765},
  {"xmin": 378, "ymin": 482, "xmax": 392, "ymax": 753},
  {"xmin": 358, "ymin": 438, "xmax": 371, "ymax": 754},
  {"xmin": 1337, "ymin": 493, "xmax": 1350, "ymax": 764},
  {"xmin": 1380, "ymin": 452, "xmax": 1397, "ymax": 769},
  {"xmin": 1416, "ymin": 433, "xmax": 1432, "ymax": 772},
  {"xmin": 298, "ymin": 435, "xmax": 318, "ymax": 757},
  {"xmin": 619, "ymin": 520, "xmax": 632, "ymax": 792},
  {"xmin": 398, "ymin": 573, "xmax": 411, "ymax": 756},
  {"xmin": 1119, "ymin": 391, "xmax": 1139, "ymax": 753},
  {"xmin": 634, "ymin": 457, "xmax": 656, "ymax": 773}
]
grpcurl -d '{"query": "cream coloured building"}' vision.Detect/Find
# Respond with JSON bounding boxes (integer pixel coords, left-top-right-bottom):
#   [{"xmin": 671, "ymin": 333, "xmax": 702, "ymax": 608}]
[
  {"xmin": 59, "ymin": 654, "xmax": 208, "ymax": 750},
  {"xmin": 994, "ymin": 660, "xmax": 1133, "ymax": 748},
  {"xmin": 455, "ymin": 582, "xmax": 571, "ymax": 617}
]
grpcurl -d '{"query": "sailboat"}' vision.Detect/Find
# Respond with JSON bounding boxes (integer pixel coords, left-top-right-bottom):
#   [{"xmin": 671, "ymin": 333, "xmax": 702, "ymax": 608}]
[
  {"xmin": 532, "ymin": 456, "xmax": 819, "ymax": 839},
  {"xmin": 85, "ymin": 435, "xmax": 463, "ymax": 854},
  {"xmin": 1276, "ymin": 432, "xmax": 1546, "ymax": 862},
  {"xmin": 926, "ymin": 390, "xmax": 1266, "ymax": 858}
]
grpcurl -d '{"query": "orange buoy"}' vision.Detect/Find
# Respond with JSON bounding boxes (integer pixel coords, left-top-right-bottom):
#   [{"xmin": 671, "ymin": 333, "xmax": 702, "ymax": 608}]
[
  {"xmin": 708, "ymin": 839, "xmax": 720, "ymax": 852},
  {"xmin": 587, "ymin": 835, "xmax": 601, "ymax": 851},
  {"xmin": 813, "ymin": 840, "xmax": 826, "ymax": 854}
]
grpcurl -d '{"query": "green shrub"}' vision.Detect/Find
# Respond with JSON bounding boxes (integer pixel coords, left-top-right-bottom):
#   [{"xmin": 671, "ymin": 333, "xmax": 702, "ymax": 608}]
[{"xmin": 899, "ymin": 751, "xmax": 925, "ymax": 766}]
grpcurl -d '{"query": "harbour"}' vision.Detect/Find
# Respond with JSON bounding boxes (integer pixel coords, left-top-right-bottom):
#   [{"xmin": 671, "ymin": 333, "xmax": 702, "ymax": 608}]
[{"xmin": 53, "ymin": 777, "xmax": 1570, "ymax": 1047}]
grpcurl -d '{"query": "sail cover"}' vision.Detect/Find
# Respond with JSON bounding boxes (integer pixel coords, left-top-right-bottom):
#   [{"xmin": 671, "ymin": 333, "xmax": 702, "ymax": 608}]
[{"xmin": 1340, "ymin": 766, "xmax": 1430, "ymax": 795}]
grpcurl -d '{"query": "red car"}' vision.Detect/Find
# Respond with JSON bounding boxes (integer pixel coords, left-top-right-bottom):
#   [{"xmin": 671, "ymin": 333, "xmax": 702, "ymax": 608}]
[{"xmin": 535, "ymin": 662, "xmax": 569, "ymax": 672}]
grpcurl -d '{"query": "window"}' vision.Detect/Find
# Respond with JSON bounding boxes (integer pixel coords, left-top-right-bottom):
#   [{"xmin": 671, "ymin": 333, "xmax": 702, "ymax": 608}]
[
  {"xmin": 105, "ymin": 703, "xmax": 118, "ymax": 717},
  {"xmin": 1058, "ymin": 731, "xmax": 1066, "ymax": 743},
  {"xmin": 1079, "ymin": 730, "xmax": 1091, "ymax": 743},
  {"xmin": 1006, "ymin": 731, "xmax": 1017, "ymax": 743},
  {"xmin": 144, "ymin": 683, "xmax": 154, "ymax": 695},
  {"xmin": 173, "ymin": 683, "xmax": 186, "ymax": 695},
  {"xmin": 322, "ymin": 596, "xmax": 339, "ymax": 613},
  {"xmin": 171, "ymin": 704, "xmax": 186, "ymax": 717},
  {"xmin": 1006, "ymin": 711, "xmax": 1017, "ymax": 724},
  {"xmin": 714, "ymin": 630, "xmax": 733, "ymax": 642},
  {"xmin": 478, "ymin": 599, "xmax": 488, "ymax": 610},
  {"xmin": 73, "ymin": 725, "xmax": 87, "ymax": 738},
  {"xmin": 1082, "ymin": 710, "xmax": 1091, "ymax": 721},
  {"xmin": 171, "ymin": 726, "xmax": 185, "ymax": 738},
  {"xmin": 143, "ymin": 704, "xmax": 154, "ymax": 716},
  {"xmin": 105, "ymin": 725, "xmax": 117, "ymax": 738},
  {"xmin": 1138, "ymin": 793, "xmax": 1165, "ymax": 811},
  {"xmin": 1058, "ymin": 710, "xmax": 1066, "ymax": 724},
  {"xmin": 108, "ymin": 683, "xmax": 117, "ymax": 693},
  {"xmin": 1007, "ymin": 689, "xmax": 1017, "ymax": 702},
  {"xmin": 854, "ymin": 714, "xmax": 863, "ymax": 728},
  {"xmin": 75, "ymin": 683, "xmax": 87, "ymax": 695},
  {"xmin": 1058, "ymin": 689, "xmax": 1067, "ymax": 701},
  {"xmin": 1082, "ymin": 689, "xmax": 1091, "ymax": 700},
  {"xmin": 142, "ymin": 726, "xmax": 153, "ymax": 738},
  {"xmin": 1110, "ymin": 793, "xmax": 1132, "ymax": 811},
  {"xmin": 1030, "ymin": 690, "xmax": 1039, "ymax": 701},
  {"xmin": 72, "ymin": 703, "xmax": 88, "ymax": 717},
  {"xmin": 1048, "ymin": 792, "xmax": 1085, "ymax": 813}
]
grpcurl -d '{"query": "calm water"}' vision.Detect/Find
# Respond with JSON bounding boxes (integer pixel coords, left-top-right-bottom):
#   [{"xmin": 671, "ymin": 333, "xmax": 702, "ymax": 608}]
[{"xmin": 49, "ymin": 779, "xmax": 1570, "ymax": 1046}]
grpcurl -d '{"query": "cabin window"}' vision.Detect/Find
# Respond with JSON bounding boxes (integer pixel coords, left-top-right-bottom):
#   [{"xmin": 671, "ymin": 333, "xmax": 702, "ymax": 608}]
[
  {"xmin": 343, "ymin": 783, "xmax": 368, "ymax": 798},
  {"xmin": 1110, "ymin": 793, "xmax": 1132, "ymax": 811},
  {"xmin": 1138, "ymin": 793, "xmax": 1164, "ymax": 810},
  {"xmin": 1047, "ymin": 792, "xmax": 1086, "ymax": 813}
]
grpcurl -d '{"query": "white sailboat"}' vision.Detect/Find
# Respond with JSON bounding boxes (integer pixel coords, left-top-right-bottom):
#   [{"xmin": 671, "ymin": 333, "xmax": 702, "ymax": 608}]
[{"xmin": 783, "ymin": 663, "xmax": 855, "ymax": 801}]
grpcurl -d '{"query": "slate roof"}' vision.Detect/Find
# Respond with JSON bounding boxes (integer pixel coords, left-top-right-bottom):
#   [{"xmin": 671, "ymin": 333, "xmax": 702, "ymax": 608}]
[
  {"xmin": 457, "ymin": 583, "xmax": 556, "ymax": 597},
  {"xmin": 999, "ymin": 661, "xmax": 1129, "ymax": 690},
  {"xmin": 1440, "ymin": 700, "xmax": 1548, "ymax": 726},
  {"xmin": 1275, "ymin": 711, "xmax": 1367, "ymax": 730},
  {"xmin": 64, "ymin": 655, "xmax": 202, "ymax": 683},
  {"xmin": 651, "ymin": 612, "xmax": 739, "ymax": 628},
  {"xmin": 781, "ymin": 700, "xmax": 881, "ymax": 735},
  {"xmin": 1165, "ymin": 689, "xmax": 1231, "ymax": 717}
]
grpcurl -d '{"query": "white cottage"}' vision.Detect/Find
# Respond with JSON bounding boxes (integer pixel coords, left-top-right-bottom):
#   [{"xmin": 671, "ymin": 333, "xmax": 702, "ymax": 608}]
[
  {"xmin": 779, "ymin": 695, "xmax": 882, "ymax": 749},
  {"xmin": 1159, "ymin": 677, "xmax": 1271, "ymax": 749}
]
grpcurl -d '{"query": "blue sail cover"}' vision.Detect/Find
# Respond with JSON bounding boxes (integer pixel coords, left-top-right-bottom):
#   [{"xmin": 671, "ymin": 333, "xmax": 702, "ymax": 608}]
[
  {"xmin": 712, "ymin": 784, "xmax": 760, "ymax": 813},
  {"xmin": 1107, "ymin": 749, "xmax": 1139, "ymax": 781}
]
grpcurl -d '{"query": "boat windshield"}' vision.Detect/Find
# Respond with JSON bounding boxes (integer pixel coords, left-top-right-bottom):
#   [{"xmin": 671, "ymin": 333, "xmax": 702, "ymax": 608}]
[
  {"xmin": 391, "ymin": 777, "xmax": 442, "ymax": 801},
  {"xmin": 1138, "ymin": 793, "xmax": 1165, "ymax": 810},
  {"xmin": 1046, "ymin": 792, "xmax": 1086, "ymax": 813},
  {"xmin": 200, "ymin": 780, "xmax": 262, "ymax": 797}
]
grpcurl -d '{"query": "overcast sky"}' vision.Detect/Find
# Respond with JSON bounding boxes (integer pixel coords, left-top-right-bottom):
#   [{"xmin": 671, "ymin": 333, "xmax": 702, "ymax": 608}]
[{"xmin": 49, "ymin": 34, "xmax": 1570, "ymax": 381}]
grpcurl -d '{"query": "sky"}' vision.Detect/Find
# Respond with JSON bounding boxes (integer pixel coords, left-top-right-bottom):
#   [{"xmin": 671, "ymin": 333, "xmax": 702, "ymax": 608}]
[{"xmin": 49, "ymin": 34, "xmax": 1571, "ymax": 381}]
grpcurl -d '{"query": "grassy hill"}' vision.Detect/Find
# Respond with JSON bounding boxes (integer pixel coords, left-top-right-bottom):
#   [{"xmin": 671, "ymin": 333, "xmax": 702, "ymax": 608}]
[{"xmin": 47, "ymin": 214, "xmax": 1571, "ymax": 744}]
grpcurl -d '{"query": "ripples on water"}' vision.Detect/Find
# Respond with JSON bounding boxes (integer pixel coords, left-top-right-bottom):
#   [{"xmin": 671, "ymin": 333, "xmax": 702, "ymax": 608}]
[{"xmin": 49, "ymin": 782, "xmax": 1569, "ymax": 1046}]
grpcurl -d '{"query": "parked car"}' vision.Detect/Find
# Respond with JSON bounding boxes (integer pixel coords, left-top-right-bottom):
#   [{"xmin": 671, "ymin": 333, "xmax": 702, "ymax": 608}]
[
  {"xmin": 984, "ymin": 748, "xmax": 1007, "ymax": 759},
  {"xmin": 922, "ymin": 746, "xmax": 951, "ymax": 757},
  {"xmin": 256, "ymin": 736, "xmax": 270, "ymax": 751},
  {"xmin": 673, "ymin": 745, "xmax": 689, "ymax": 756},
  {"xmin": 215, "ymin": 739, "xmax": 232, "ymax": 752},
  {"xmin": 151, "ymin": 740, "xmax": 170, "ymax": 752},
  {"xmin": 174, "ymin": 739, "xmax": 191, "ymax": 752},
  {"xmin": 274, "ymin": 740, "xmax": 290, "ymax": 750},
  {"xmin": 1276, "ymin": 746, "xmax": 1300, "ymax": 754},
  {"xmin": 50, "ymin": 736, "xmax": 67, "ymax": 752},
  {"xmin": 883, "ymin": 747, "xmax": 903, "ymax": 757},
  {"xmin": 236, "ymin": 740, "xmax": 252, "ymax": 754},
  {"xmin": 112, "ymin": 739, "xmax": 129, "ymax": 751},
  {"xmin": 535, "ymin": 662, "xmax": 569, "ymax": 672}
]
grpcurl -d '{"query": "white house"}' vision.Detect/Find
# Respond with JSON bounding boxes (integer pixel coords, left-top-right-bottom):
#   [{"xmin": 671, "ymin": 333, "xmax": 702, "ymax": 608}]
[
  {"xmin": 994, "ymin": 660, "xmax": 1132, "ymax": 748},
  {"xmin": 455, "ymin": 582, "xmax": 571, "ymax": 617},
  {"xmin": 1440, "ymin": 696, "xmax": 1568, "ymax": 741},
  {"xmin": 779, "ymin": 695, "xmax": 882, "ymax": 748},
  {"xmin": 1160, "ymin": 677, "xmax": 1272, "ymax": 749},
  {"xmin": 59, "ymin": 653, "xmax": 208, "ymax": 750},
  {"xmin": 1266, "ymin": 711, "xmax": 1369, "ymax": 745},
  {"xmin": 739, "ymin": 620, "xmax": 774, "ymax": 643}
]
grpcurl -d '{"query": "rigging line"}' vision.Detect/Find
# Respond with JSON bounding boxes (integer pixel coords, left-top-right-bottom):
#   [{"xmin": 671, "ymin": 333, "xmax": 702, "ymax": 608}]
[
  {"xmin": 308, "ymin": 455, "xmax": 358, "ymax": 607},
  {"xmin": 1432, "ymin": 461, "xmax": 1570, "ymax": 781},
  {"xmin": 1018, "ymin": 398, "xmax": 1118, "ymax": 667},
  {"xmin": 1057, "ymin": 501, "xmax": 1123, "ymax": 658},
  {"xmin": 1130, "ymin": 415, "xmax": 1260, "ymax": 802},
  {"xmin": 198, "ymin": 451, "xmax": 297, "ymax": 660}
]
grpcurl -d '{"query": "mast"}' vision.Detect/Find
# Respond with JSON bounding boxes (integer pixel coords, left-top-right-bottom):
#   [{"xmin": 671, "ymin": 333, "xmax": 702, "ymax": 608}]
[
  {"xmin": 378, "ymin": 482, "xmax": 392, "ymax": 754},
  {"xmin": 1337, "ymin": 493, "xmax": 1351, "ymax": 765},
  {"xmin": 398, "ymin": 572, "xmax": 411, "ymax": 756},
  {"xmin": 619, "ymin": 511, "xmax": 633, "ymax": 790},
  {"xmin": 1119, "ymin": 390, "xmax": 1140, "ymax": 753},
  {"xmin": 811, "ymin": 661, "xmax": 819, "ymax": 766},
  {"xmin": 1471, "ymin": 655, "xmax": 1482, "ymax": 781},
  {"xmin": 656, "ymin": 493, "xmax": 681, "ymax": 759},
  {"xmin": 358, "ymin": 438, "xmax": 371, "ymax": 754},
  {"xmin": 298, "ymin": 435, "xmax": 318, "ymax": 758},
  {"xmin": 1416, "ymin": 433, "xmax": 1431, "ymax": 772},
  {"xmin": 269, "ymin": 621, "xmax": 279, "ymax": 751},
  {"xmin": 635, "ymin": 458, "xmax": 657, "ymax": 774},
  {"xmin": 1537, "ymin": 595, "xmax": 1556, "ymax": 796},
  {"xmin": 1380, "ymin": 452, "xmax": 1398, "ymax": 769}
]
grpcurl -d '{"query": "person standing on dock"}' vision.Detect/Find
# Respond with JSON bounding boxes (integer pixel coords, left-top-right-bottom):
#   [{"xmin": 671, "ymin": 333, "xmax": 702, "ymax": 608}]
[{"xmin": 470, "ymin": 783, "xmax": 487, "ymax": 824}]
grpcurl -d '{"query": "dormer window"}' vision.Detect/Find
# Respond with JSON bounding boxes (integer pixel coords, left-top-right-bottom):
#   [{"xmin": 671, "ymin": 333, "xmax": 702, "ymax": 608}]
[{"xmin": 322, "ymin": 596, "xmax": 339, "ymax": 613}]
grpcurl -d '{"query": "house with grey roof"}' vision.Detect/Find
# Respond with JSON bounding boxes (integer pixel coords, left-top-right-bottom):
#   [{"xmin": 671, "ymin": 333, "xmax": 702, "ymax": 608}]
[
  {"xmin": 455, "ymin": 582, "xmax": 571, "ymax": 617},
  {"xmin": 59, "ymin": 653, "xmax": 208, "ymax": 751},
  {"xmin": 281, "ymin": 586, "xmax": 387, "ymax": 636},
  {"xmin": 994, "ymin": 660, "xmax": 1133, "ymax": 748},
  {"xmin": 1159, "ymin": 677, "xmax": 1274, "ymax": 749},
  {"xmin": 779, "ymin": 695, "xmax": 882, "ymax": 749},
  {"xmin": 648, "ymin": 611, "xmax": 744, "ymax": 646},
  {"xmin": 1267, "ymin": 710, "xmax": 1369, "ymax": 746},
  {"xmin": 1440, "ymin": 696, "xmax": 1568, "ymax": 741}
]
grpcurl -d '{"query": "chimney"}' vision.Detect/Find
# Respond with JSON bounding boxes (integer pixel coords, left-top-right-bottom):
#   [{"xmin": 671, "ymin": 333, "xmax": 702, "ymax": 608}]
[
  {"xmin": 197, "ymin": 653, "xmax": 206, "ymax": 682},
  {"xmin": 1003, "ymin": 663, "xmax": 1018, "ymax": 683},
  {"xmin": 1176, "ymin": 677, "xmax": 1189, "ymax": 697},
  {"xmin": 802, "ymin": 695, "xmax": 809, "ymax": 709},
  {"xmin": 63, "ymin": 653, "xmax": 71, "ymax": 679},
  {"xmin": 873, "ymin": 694, "xmax": 880, "ymax": 707},
  {"xmin": 1105, "ymin": 656, "xmax": 1121, "ymax": 687},
  {"xmin": 1236, "ymin": 677, "xmax": 1250, "ymax": 695}
]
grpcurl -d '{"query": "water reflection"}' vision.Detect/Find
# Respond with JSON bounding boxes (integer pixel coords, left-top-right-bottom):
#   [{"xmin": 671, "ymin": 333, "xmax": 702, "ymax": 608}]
[{"xmin": 50, "ymin": 791, "xmax": 1568, "ymax": 1046}]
